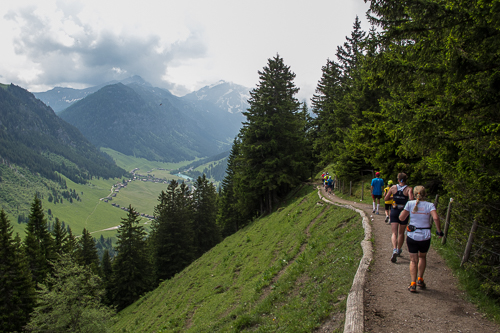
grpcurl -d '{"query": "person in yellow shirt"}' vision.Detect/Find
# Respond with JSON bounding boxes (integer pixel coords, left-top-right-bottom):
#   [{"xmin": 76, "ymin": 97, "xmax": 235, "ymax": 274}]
[{"xmin": 383, "ymin": 180, "xmax": 394, "ymax": 223}]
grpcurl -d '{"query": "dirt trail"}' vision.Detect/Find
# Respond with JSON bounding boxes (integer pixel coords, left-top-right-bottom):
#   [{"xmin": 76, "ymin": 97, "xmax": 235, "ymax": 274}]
[{"xmin": 319, "ymin": 186, "xmax": 499, "ymax": 333}]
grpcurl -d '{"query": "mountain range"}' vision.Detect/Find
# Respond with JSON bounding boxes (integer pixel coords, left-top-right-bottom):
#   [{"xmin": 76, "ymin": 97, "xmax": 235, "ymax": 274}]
[
  {"xmin": 35, "ymin": 76, "xmax": 249, "ymax": 162},
  {"xmin": 0, "ymin": 83, "xmax": 126, "ymax": 184}
]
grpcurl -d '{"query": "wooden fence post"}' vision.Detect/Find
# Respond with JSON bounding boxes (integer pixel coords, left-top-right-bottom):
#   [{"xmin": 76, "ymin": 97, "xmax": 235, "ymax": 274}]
[
  {"xmin": 361, "ymin": 183, "xmax": 364, "ymax": 201},
  {"xmin": 429, "ymin": 194, "xmax": 439, "ymax": 224},
  {"xmin": 461, "ymin": 219, "xmax": 479, "ymax": 267},
  {"xmin": 349, "ymin": 181, "xmax": 352, "ymax": 197},
  {"xmin": 442, "ymin": 198, "xmax": 453, "ymax": 245}
]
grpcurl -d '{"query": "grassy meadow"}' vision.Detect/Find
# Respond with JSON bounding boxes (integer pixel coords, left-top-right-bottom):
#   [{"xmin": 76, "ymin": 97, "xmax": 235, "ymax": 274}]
[
  {"xmin": 111, "ymin": 184, "xmax": 364, "ymax": 333},
  {"xmin": 101, "ymin": 147, "xmax": 196, "ymax": 174},
  {"xmin": 2, "ymin": 149, "xmax": 202, "ymax": 239}
]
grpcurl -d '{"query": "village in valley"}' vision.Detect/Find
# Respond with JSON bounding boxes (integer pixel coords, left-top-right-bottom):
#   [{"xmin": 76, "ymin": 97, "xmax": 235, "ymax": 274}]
[{"xmin": 99, "ymin": 167, "xmax": 195, "ymax": 221}]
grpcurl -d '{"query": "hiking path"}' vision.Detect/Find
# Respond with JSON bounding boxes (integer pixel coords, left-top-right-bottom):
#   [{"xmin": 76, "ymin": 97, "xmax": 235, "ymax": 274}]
[{"xmin": 318, "ymin": 185, "xmax": 499, "ymax": 333}]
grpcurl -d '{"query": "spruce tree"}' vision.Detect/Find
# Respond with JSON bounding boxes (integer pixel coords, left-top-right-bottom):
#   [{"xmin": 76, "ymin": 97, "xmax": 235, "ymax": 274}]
[
  {"xmin": 76, "ymin": 228, "xmax": 100, "ymax": 275},
  {"xmin": 237, "ymin": 54, "xmax": 308, "ymax": 215},
  {"xmin": 111, "ymin": 205, "xmax": 152, "ymax": 310},
  {"xmin": 152, "ymin": 180, "xmax": 194, "ymax": 282},
  {"xmin": 0, "ymin": 210, "xmax": 36, "ymax": 332},
  {"xmin": 216, "ymin": 138, "xmax": 245, "ymax": 237},
  {"xmin": 52, "ymin": 217, "xmax": 67, "ymax": 255},
  {"xmin": 101, "ymin": 249, "xmax": 113, "ymax": 305},
  {"xmin": 24, "ymin": 195, "xmax": 54, "ymax": 285},
  {"xmin": 192, "ymin": 174, "xmax": 221, "ymax": 257}
]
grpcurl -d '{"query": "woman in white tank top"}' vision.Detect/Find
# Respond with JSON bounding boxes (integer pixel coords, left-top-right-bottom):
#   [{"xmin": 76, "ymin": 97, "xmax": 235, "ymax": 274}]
[{"xmin": 399, "ymin": 186, "xmax": 443, "ymax": 292}]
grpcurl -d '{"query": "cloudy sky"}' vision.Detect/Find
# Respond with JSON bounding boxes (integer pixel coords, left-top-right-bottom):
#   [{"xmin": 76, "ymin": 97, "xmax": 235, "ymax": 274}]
[{"xmin": 0, "ymin": 0, "xmax": 371, "ymax": 101}]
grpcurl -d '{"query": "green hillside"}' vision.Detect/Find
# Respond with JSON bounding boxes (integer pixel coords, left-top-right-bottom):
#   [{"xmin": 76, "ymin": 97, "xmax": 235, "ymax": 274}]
[{"xmin": 112, "ymin": 184, "xmax": 363, "ymax": 332}]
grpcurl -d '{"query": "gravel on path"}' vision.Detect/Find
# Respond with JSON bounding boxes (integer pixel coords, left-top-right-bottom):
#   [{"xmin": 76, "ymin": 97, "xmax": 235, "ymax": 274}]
[{"xmin": 319, "ymin": 187, "xmax": 499, "ymax": 333}]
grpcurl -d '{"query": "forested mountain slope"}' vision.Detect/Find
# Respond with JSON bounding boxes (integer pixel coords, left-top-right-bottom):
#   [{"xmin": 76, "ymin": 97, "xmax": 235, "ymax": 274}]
[
  {"xmin": 0, "ymin": 83, "xmax": 126, "ymax": 184},
  {"xmin": 58, "ymin": 82, "xmax": 242, "ymax": 162}
]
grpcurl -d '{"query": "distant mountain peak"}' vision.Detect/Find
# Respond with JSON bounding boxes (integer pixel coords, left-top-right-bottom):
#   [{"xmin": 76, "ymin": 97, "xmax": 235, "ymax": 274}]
[
  {"xmin": 207, "ymin": 80, "xmax": 226, "ymax": 89},
  {"xmin": 120, "ymin": 75, "xmax": 151, "ymax": 87},
  {"xmin": 184, "ymin": 81, "xmax": 250, "ymax": 114}
]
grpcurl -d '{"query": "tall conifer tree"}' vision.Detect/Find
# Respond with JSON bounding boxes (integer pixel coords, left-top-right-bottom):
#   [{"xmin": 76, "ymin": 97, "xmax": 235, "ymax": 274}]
[
  {"xmin": 192, "ymin": 174, "xmax": 220, "ymax": 257},
  {"xmin": 152, "ymin": 180, "xmax": 194, "ymax": 282},
  {"xmin": 52, "ymin": 217, "xmax": 67, "ymax": 255},
  {"xmin": 0, "ymin": 210, "xmax": 35, "ymax": 332},
  {"xmin": 217, "ymin": 138, "xmax": 245, "ymax": 237},
  {"xmin": 76, "ymin": 228, "xmax": 100, "ymax": 275},
  {"xmin": 237, "ymin": 54, "xmax": 308, "ymax": 214},
  {"xmin": 24, "ymin": 195, "xmax": 54, "ymax": 285},
  {"xmin": 111, "ymin": 205, "xmax": 153, "ymax": 310}
]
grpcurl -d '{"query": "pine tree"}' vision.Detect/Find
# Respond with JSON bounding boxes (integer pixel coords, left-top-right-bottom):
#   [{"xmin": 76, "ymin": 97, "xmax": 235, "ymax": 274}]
[
  {"xmin": 26, "ymin": 253, "xmax": 115, "ymax": 332},
  {"xmin": 0, "ymin": 210, "xmax": 36, "ymax": 332},
  {"xmin": 192, "ymin": 174, "xmax": 221, "ymax": 257},
  {"xmin": 52, "ymin": 217, "xmax": 67, "ymax": 255},
  {"xmin": 76, "ymin": 228, "xmax": 100, "ymax": 275},
  {"xmin": 63, "ymin": 227, "xmax": 77, "ymax": 255},
  {"xmin": 217, "ymin": 138, "xmax": 245, "ymax": 237},
  {"xmin": 311, "ymin": 59, "xmax": 344, "ymax": 164},
  {"xmin": 24, "ymin": 195, "xmax": 54, "ymax": 285},
  {"xmin": 101, "ymin": 249, "xmax": 113, "ymax": 305},
  {"xmin": 111, "ymin": 205, "xmax": 153, "ymax": 310},
  {"xmin": 237, "ymin": 54, "xmax": 308, "ymax": 215},
  {"xmin": 151, "ymin": 180, "xmax": 194, "ymax": 282}
]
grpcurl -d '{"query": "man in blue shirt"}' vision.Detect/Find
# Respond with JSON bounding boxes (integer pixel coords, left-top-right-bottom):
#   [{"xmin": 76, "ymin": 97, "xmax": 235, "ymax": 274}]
[{"xmin": 371, "ymin": 172, "xmax": 384, "ymax": 214}]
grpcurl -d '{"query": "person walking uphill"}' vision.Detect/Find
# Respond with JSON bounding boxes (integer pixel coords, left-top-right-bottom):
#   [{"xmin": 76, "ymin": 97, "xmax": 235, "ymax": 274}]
[
  {"xmin": 383, "ymin": 180, "xmax": 394, "ymax": 223},
  {"xmin": 399, "ymin": 186, "xmax": 444, "ymax": 292},
  {"xmin": 385, "ymin": 173, "xmax": 414, "ymax": 263},
  {"xmin": 371, "ymin": 172, "xmax": 384, "ymax": 215}
]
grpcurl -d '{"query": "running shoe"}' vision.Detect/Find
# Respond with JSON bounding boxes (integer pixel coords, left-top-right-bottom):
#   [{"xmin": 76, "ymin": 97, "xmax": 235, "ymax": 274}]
[
  {"xmin": 390, "ymin": 249, "xmax": 398, "ymax": 263},
  {"xmin": 397, "ymin": 248, "xmax": 402, "ymax": 256},
  {"xmin": 417, "ymin": 278, "xmax": 426, "ymax": 289},
  {"xmin": 385, "ymin": 216, "xmax": 389, "ymax": 223},
  {"xmin": 372, "ymin": 209, "xmax": 376, "ymax": 213},
  {"xmin": 375, "ymin": 211, "xmax": 380, "ymax": 215},
  {"xmin": 408, "ymin": 283, "xmax": 417, "ymax": 293}
]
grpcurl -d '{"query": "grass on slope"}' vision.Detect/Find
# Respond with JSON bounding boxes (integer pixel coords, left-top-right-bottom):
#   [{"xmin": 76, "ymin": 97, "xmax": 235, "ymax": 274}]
[
  {"xmin": 112, "ymin": 184, "xmax": 364, "ymax": 333},
  {"xmin": 42, "ymin": 176, "xmax": 128, "ymax": 236},
  {"xmin": 111, "ymin": 180, "xmax": 166, "ymax": 217},
  {"xmin": 101, "ymin": 147, "xmax": 196, "ymax": 173}
]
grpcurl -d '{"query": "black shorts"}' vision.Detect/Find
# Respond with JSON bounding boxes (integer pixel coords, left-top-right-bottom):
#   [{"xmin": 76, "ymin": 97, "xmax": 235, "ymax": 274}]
[
  {"xmin": 406, "ymin": 236, "xmax": 431, "ymax": 254},
  {"xmin": 372, "ymin": 194, "xmax": 382, "ymax": 199},
  {"xmin": 385, "ymin": 204, "xmax": 392, "ymax": 210},
  {"xmin": 390, "ymin": 208, "xmax": 409, "ymax": 225}
]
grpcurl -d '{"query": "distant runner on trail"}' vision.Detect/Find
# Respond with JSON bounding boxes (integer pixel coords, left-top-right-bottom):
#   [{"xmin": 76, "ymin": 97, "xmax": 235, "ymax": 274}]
[
  {"xmin": 385, "ymin": 172, "xmax": 414, "ymax": 263},
  {"xmin": 371, "ymin": 172, "xmax": 384, "ymax": 215},
  {"xmin": 399, "ymin": 185, "xmax": 443, "ymax": 292},
  {"xmin": 327, "ymin": 176, "xmax": 333, "ymax": 194},
  {"xmin": 383, "ymin": 180, "xmax": 394, "ymax": 223}
]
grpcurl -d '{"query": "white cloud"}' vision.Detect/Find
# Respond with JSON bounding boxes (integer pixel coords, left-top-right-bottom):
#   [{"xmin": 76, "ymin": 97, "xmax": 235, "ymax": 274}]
[{"xmin": 0, "ymin": 0, "xmax": 370, "ymax": 99}]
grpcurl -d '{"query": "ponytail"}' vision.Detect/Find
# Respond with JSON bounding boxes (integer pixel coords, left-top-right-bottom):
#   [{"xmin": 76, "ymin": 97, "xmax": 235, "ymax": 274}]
[{"xmin": 412, "ymin": 186, "xmax": 427, "ymax": 213}]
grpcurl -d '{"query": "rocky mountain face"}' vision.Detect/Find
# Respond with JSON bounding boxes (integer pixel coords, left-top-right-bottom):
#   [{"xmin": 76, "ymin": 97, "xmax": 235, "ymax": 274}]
[{"xmin": 183, "ymin": 80, "xmax": 251, "ymax": 115}]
